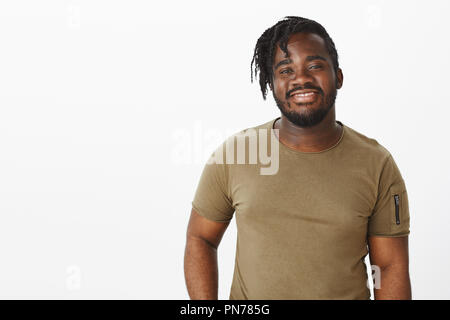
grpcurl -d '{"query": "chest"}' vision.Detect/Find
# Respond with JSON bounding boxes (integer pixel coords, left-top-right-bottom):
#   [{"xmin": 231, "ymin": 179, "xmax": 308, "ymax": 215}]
[{"xmin": 229, "ymin": 157, "xmax": 378, "ymax": 233}]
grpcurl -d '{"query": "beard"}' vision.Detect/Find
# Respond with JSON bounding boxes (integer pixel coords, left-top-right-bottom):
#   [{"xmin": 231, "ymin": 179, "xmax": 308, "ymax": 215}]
[{"xmin": 273, "ymin": 85, "xmax": 337, "ymax": 128}]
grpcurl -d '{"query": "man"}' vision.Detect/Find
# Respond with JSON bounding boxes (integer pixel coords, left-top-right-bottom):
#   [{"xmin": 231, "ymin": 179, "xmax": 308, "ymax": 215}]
[{"xmin": 184, "ymin": 16, "xmax": 411, "ymax": 300}]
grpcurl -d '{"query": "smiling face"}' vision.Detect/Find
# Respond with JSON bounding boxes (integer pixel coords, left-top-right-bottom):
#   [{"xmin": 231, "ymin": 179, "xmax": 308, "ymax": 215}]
[{"xmin": 270, "ymin": 32, "xmax": 343, "ymax": 127}]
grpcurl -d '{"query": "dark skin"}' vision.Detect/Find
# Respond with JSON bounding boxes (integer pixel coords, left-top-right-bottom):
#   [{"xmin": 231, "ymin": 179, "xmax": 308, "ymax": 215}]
[
  {"xmin": 184, "ymin": 209, "xmax": 229, "ymax": 299},
  {"xmin": 184, "ymin": 31, "xmax": 411, "ymax": 300},
  {"xmin": 368, "ymin": 236, "xmax": 411, "ymax": 299},
  {"xmin": 270, "ymin": 32, "xmax": 344, "ymax": 152}
]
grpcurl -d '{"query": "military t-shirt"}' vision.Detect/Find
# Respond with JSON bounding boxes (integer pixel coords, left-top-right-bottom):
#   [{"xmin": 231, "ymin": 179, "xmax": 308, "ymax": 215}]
[{"xmin": 191, "ymin": 117, "xmax": 410, "ymax": 300}]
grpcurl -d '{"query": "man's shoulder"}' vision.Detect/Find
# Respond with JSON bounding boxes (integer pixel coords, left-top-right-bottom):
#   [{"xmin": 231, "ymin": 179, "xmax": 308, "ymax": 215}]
[
  {"xmin": 216, "ymin": 118, "xmax": 275, "ymax": 143},
  {"xmin": 343, "ymin": 123, "xmax": 392, "ymax": 161},
  {"xmin": 233, "ymin": 118, "xmax": 275, "ymax": 135},
  {"xmin": 205, "ymin": 118, "xmax": 276, "ymax": 164},
  {"xmin": 229, "ymin": 119, "xmax": 393, "ymax": 158}
]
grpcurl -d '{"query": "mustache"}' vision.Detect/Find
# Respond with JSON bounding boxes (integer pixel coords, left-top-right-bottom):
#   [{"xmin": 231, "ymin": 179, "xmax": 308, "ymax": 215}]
[{"xmin": 286, "ymin": 85, "xmax": 323, "ymax": 99}]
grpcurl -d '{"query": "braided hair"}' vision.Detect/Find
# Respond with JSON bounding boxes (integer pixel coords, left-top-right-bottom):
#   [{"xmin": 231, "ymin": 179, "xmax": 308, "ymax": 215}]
[{"xmin": 250, "ymin": 16, "xmax": 340, "ymax": 100}]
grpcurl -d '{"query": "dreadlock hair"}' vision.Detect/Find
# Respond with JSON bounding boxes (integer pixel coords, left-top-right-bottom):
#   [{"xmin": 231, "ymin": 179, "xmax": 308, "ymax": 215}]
[{"xmin": 250, "ymin": 16, "xmax": 340, "ymax": 100}]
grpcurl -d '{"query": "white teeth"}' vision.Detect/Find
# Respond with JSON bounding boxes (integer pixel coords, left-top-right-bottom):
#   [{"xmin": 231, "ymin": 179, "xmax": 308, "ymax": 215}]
[{"xmin": 294, "ymin": 92, "xmax": 315, "ymax": 97}]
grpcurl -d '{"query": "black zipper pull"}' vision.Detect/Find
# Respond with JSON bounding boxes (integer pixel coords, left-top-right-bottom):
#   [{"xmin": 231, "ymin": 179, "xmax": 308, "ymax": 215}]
[{"xmin": 394, "ymin": 194, "xmax": 400, "ymax": 225}]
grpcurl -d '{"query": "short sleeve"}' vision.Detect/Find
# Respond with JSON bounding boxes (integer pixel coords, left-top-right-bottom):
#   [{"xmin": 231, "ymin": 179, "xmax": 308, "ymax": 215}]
[
  {"xmin": 191, "ymin": 148, "xmax": 235, "ymax": 223},
  {"xmin": 368, "ymin": 154, "xmax": 410, "ymax": 237}
]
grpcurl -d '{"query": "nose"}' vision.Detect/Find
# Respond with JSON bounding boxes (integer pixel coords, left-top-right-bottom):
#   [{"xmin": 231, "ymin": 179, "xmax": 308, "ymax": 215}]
[{"xmin": 289, "ymin": 67, "xmax": 314, "ymax": 88}]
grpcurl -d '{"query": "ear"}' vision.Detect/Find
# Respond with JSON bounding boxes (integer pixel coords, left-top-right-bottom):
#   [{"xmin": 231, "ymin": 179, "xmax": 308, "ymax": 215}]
[{"xmin": 336, "ymin": 68, "xmax": 343, "ymax": 89}]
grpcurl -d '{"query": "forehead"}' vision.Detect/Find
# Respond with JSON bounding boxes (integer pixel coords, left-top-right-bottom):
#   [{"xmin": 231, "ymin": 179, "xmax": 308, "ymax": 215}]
[{"xmin": 274, "ymin": 32, "xmax": 328, "ymax": 61}]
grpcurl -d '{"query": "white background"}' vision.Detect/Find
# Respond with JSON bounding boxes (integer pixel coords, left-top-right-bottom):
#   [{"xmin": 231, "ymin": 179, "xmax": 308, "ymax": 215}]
[{"xmin": 0, "ymin": 0, "xmax": 449, "ymax": 299}]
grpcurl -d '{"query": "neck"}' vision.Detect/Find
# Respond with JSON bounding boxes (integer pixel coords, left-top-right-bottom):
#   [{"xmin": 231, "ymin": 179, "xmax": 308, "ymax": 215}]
[{"xmin": 273, "ymin": 106, "xmax": 343, "ymax": 153}]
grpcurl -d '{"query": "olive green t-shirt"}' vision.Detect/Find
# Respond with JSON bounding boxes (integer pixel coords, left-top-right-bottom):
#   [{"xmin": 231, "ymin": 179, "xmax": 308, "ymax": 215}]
[{"xmin": 191, "ymin": 117, "xmax": 410, "ymax": 300}]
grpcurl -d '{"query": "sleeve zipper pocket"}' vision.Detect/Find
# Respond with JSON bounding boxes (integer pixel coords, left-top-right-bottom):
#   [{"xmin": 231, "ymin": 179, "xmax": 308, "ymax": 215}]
[{"xmin": 394, "ymin": 194, "xmax": 400, "ymax": 225}]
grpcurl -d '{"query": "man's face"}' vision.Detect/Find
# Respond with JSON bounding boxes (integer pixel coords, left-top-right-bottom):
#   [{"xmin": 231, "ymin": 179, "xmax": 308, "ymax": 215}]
[{"xmin": 270, "ymin": 32, "xmax": 343, "ymax": 127}]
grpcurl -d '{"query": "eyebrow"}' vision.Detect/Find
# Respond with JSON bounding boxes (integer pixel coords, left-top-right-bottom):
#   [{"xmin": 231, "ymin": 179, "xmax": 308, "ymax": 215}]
[{"xmin": 274, "ymin": 55, "xmax": 327, "ymax": 70}]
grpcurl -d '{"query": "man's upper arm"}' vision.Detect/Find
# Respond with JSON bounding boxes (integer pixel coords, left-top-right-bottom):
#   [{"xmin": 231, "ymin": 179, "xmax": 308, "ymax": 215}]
[
  {"xmin": 368, "ymin": 154, "xmax": 410, "ymax": 237},
  {"xmin": 186, "ymin": 208, "xmax": 230, "ymax": 249},
  {"xmin": 191, "ymin": 143, "xmax": 235, "ymax": 223},
  {"xmin": 368, "ymin": 236, "xmax": 409, "ymax": 269}
]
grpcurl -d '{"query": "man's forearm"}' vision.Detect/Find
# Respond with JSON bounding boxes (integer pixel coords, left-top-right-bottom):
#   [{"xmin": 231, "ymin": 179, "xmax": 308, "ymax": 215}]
[
  {"xmin": 184, "ymin": 237, "xmax": 219, "ymax": 299},
  {"xmin": 374, "ymin": 265, "xmax": 412, "ymax": 300}
]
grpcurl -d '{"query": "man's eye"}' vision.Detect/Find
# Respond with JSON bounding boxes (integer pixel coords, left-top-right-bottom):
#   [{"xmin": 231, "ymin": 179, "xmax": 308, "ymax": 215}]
[
  {"xmin": 309, "ymin": 65, "xmax": 322, "ymax": 70},
  {"xmin": 280, "ymin": 69, "xmax": 292, "ymax": 74}
]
